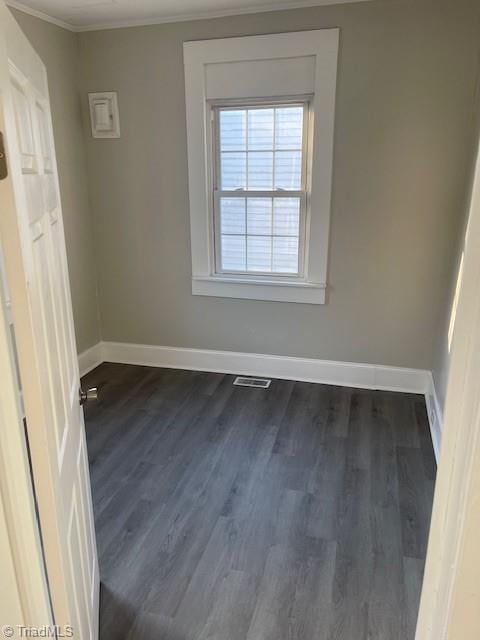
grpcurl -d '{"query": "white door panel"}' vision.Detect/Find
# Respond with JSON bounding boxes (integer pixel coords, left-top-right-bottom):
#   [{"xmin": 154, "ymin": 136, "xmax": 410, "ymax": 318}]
[{"xmin": 0, "ymin": 4, "xmax": 99, "ymax": 638}]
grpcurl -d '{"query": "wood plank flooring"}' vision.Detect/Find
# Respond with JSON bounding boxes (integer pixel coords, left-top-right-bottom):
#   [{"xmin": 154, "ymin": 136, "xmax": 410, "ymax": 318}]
[{"xmin": 82, "ymin": 363, "xmax": 436, "ymax": 640}]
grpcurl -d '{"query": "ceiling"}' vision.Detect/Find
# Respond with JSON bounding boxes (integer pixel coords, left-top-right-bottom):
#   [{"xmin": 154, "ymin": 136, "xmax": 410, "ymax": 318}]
[{"xmin": 8, "ymin": 0, "xmax": 370, "ymax": 31}]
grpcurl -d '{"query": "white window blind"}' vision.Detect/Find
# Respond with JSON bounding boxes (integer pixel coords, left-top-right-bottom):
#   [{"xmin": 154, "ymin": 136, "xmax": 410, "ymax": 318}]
[{"xmin": 213, "ymin": 103, "xmax": 308, "ymax": 277}]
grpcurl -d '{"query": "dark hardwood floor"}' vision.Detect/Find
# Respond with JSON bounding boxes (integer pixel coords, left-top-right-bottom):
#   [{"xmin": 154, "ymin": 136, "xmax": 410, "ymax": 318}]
[{"xmin": 82, "ymin": 363, "xmax": 436, "ymax": 640}]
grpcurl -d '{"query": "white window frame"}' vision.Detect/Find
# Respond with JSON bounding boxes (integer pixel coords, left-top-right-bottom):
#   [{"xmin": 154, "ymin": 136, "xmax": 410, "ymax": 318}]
[
  {"xmin": 184, "ymin": 29, "xmax": 339, "ymax": 304},
  {"xmin": 212, "ymin": 98, "xmax": 310, "ymax": 279}
]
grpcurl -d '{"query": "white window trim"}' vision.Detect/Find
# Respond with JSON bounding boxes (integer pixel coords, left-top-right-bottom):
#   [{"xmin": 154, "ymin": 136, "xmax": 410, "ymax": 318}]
[{"xmin": 184, "ymin": 29, "xmax": 339, "ymax": 305}]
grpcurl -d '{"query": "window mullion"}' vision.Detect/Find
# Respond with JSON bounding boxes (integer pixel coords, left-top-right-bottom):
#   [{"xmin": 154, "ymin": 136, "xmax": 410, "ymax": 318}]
[{"xmin": 215, "ymin": 190, "xmax": 305, "ymax": 198}]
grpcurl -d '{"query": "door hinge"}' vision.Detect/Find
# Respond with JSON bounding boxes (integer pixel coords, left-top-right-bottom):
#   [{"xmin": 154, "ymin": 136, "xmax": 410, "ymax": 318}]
[{"xmin": 0, "ymin": 132, "xmax": 8, "ymax": 180}]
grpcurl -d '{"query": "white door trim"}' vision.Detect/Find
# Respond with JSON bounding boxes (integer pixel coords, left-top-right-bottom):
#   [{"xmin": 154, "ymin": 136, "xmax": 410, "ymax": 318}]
[{"xmin": 415, "ymin": 138, "xmax": 480, "ymax": 639}]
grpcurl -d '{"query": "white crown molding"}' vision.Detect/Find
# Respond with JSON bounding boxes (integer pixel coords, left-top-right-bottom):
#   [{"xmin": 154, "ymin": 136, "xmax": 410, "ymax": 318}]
[
  {"xmin": 79, "ymin": 340, "xmax": 431, "ymax": 394},
  {"xmin": 8, "ymin": 0, "xmax": 371, "ymax": 33},
  {"xmin": 6, "ymin": 1, "xmax": 75, "ymax": 31},
  {"xmin": 74, "ymin": 0, "xmax": 369, "ymax": 32}
]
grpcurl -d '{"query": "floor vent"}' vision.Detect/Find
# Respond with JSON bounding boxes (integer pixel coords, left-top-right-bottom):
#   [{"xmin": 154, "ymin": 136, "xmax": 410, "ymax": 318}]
[{"xmin": 233, "ymin": 376, "xmax": 271, "ymax": 389}]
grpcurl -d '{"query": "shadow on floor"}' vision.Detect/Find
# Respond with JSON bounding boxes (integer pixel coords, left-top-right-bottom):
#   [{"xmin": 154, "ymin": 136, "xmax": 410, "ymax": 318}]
[{"xmin": 100, "ymin": 583, "xmax": 188, "ymax": 640}]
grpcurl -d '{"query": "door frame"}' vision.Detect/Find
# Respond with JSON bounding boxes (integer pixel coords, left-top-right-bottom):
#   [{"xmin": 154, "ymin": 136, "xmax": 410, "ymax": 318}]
[{"xmin": 415, "ymin": 137, "xmax": 480, "ymax": 638}]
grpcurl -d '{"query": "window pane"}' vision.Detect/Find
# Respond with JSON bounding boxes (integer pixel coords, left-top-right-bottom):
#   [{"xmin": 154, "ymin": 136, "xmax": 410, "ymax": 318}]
[
  {"xmin": 220, "ymin": 110, "xmax": 246, "ymax": 151},
  {"xmin": 216, "ymin": 104, "xmax": 305, "ymax": 277},
  {"xmin": 273, "ymin": 198, "xmax": 300, "ymax": 236},
  {"xmin": 273, "ymin": 237, "xmax": 299, "ymax": 273},
  {"xmin": 247, "ymin": 198, "xmax": 272, "ymax": 235},
  {"xmin": 274, "ymin": 150, "xmax": 302, "ymax": 190},
  {"xmin": 248, "ymin": 152, "xmax": 273, "ymax": 190},
  {"xmin": 220, "ymin": 198, "xmax": 245, "ymax": 234},
  {"xmin": 247, "ymin": 236, "xmax": 272, "ymax": 272},
  {"xmin": 221, "ymin": 152, "xmax": 246, "ymax": 190},
  {"xmin": 275, "ymin": 107, "xmax": 303, "ymax": 150},
  {"xmin": 221, "ymin": 235, "xmax": 246, "ymax": 271},
  {"xmin": 248, "ymin": 108, "xmax": 274, "ymax": 150}
]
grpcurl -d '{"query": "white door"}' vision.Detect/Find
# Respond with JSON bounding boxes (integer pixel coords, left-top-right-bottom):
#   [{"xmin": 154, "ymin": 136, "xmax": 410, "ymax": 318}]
[{"xmin": 0, "ymin": 5, "xmax": 99, "ymax": 639}]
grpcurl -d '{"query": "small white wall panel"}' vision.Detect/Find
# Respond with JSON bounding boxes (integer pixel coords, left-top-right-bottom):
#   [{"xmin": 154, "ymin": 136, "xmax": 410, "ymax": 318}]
[{"xmin": 88, "ymin": 91, "xmax": 120, "ymax": 138}]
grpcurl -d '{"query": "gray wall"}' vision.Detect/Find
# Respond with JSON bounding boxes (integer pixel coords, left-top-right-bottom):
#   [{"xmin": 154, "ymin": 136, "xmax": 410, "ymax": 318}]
[
  {"xmin": 77, "ymin": 0, "xmax": 480, "ymax": 369},
  {"xmin": 11, "ymin": 0, "xmax": 480, "ymax": 373},
  {"xmin": 10, "ymin": 8, "xmax": 101, "ymax": 354},
  {"xmin": 432, "ymin": 110, "xmax": 480, "ymax": 414}
]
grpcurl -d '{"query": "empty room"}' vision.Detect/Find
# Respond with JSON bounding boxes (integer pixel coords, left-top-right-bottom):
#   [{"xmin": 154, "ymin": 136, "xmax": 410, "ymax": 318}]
[{"xmin": 1, "ymin": 0, "xmax": 480, "ymax": 639}]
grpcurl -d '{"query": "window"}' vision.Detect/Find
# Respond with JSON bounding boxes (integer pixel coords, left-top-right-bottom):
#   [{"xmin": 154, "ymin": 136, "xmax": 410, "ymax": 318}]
[
  {"xmin": 184, "ymin": 29, "xmax": 339, "ymax": 304},
  {"xmin": 214, "ymin": 103, "xmax": 308, "ymax": 277}
]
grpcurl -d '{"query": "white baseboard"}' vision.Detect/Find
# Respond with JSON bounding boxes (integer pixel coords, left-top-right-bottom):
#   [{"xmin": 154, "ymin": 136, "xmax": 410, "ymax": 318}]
[
  {"xmin": 78, "ymin": 341, "xmax": 439, "ymax": 454},
  {"xmin": 78, "ymin": 340, "xmax": 431, "ymax": 394},
  {"xmin": 425, "ymin": 374, "xmax": 443, "ymax": 462},
  {"xmin": 78, "ymin": 342, "xmax": 104, "ymax": 377}
]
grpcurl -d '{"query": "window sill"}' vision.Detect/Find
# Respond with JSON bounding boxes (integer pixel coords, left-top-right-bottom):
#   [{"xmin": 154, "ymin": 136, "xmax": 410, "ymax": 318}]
[{"xmin": 192, "ymin": 276, "xmax": 326, "ymax": 304}]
